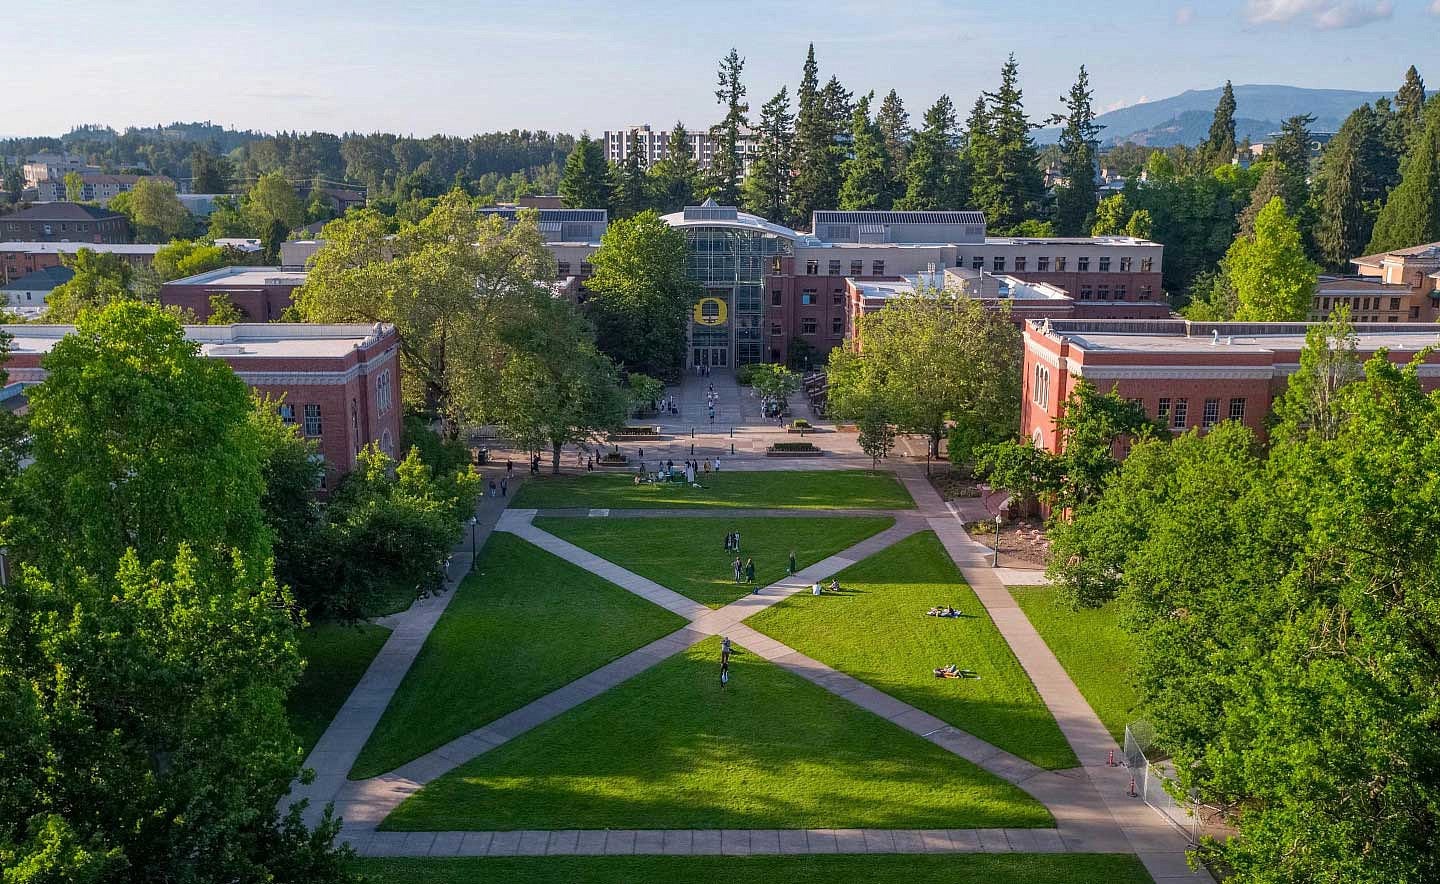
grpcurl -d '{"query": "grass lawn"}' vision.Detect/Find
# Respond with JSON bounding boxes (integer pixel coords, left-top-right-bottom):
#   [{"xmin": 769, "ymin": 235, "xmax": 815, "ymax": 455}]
[
  {"xmin": 534, "ymin": 516, "xmax": 895, "ymax": 608},
  {"xmin": 380, "ymin": 637, "xmax": 1052, "ymax": 831},
  {"xmin": 1011, "ymin": 586, "xmax": 1142, "ymax": 742},
  {"xmin": 512, "ymin": 469, "xmax": 914, "ymax": 511},
  {"xmin": 747, "ymin": 532, "xmax": 1077, "ymax": 770},
  {"xmin": 288, "ymin": 623, "xmax": 391, "ymax": 757},
  {"xmin": 352, "ymin": 854, "xmax": 1155, "ymax": 884},
  {"xmin": 349, "ymin": 533, "xmax": 687, "ymax": 779}
]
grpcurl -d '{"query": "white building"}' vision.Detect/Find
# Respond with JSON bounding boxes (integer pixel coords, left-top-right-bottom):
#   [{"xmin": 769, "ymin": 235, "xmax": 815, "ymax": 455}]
[{"xmin": 602, "ymin": 124, "xmax": 757, "ymax": 174}]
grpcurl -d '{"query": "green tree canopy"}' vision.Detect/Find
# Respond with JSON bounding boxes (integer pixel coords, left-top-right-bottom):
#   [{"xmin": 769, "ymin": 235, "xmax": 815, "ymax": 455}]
[
  {"xmin": 1313, "ymin": 103, "xmax": 1400, "ymax": 268},
  {"xmin": 972, "ymin": 54, "xmax": 1045, "ymax": 230},
  {"xmin": 1367, "ymin": 95, "xmax": 1440, "ymax": 253},
  {"xmin": 788, "ymin": 44, "xmax": 842, "ymax": 227},
  {"xmin": 742, "ymin": 87, "xmax": 794, "ymax": 222},
  {"xmin": 1202, "ymin": 80, "xmax": 1237, "ymax": 167},
  {"xmin": 152, "ymin": 238, "xmax": 231, "ymax": 281},
  {"xmin": 115, "ymin": 177, "xmax": 192, "ymax": 243},
  {"xmin": 1051, "ymin": 66, "xmax": 1102, "ymax": 234},
  {"xmin": 839, "ymin": 93, "xmax": 893, "ymax": 211},
  {"xmin": 43, "ymin": 247, "xmax": 139, "ymax": 321},
  {"xmin": 1228, "ymin": 196, "xmax": 1319, "ymax": 321},
  {"xmin": 895, "ymin": 95, "xmax": 962, "ymax": 211},
  {"xmin": 646, "ymin": 122, "xmax": 700, "ymax": 213},
  {"xmin": 243, "ymin": 172, "xmax": 304, "ymax": 236},
  {"xmin": 558, "ymin": 134, "xmax": 611, "ymax": 210},
  {"xmin": 708, "ymin": 48, "xmax": 749, "ymax": 207}
]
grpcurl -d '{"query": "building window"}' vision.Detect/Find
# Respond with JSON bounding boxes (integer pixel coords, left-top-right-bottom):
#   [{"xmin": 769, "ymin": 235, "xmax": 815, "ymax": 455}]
[
  {"xmin": 1037, "ymin": 256, "xmax": 1049, "ymax": 271},
  {"xmin": 1114, "ymin": 284, "xmax": 1127, "ymax": 300},
  {"xmin": 1172, "ymin": 398, "xmax": 1188, "ymax": 429},
  {"xmin": 1202, "ymin": 398, "xmax": 1219, "ymax": 428},
  {"xmin": 376, "ymin": 369, "xmax": 393, "ymax": 415},
  {"xmin": 1032, "ymin": 364, "xmax": 1050, "ymax": 408},
  {"xmin": 1120, "ymin": 257, "xmax": 1132, "ymax": 272},
  {"xmin": 1014, "ymin": 256, "xmax": 1027, "ymax": 272},
  {"xmin": 1079, "ymin": 285, "xmax": 1093, "ymax": 300},
  {"xmin": 806, "ymin": 259, "xmax": 819, "ymax": 275},
  {"xmin": 1099, "ymin": 257, "xmax": 1111, "ymax": 272},
  {"xmin": 1229, "ymin": 398, "xmax": 1246, "ymax": 421},
  {"xmin": 971, "ymin": 256, "xmax": 984, "ymax": 270},
  {"xmin": 993, "ymin": 257, "xmax": 1005, "ymax": 272},
  {"xmin": 1139, "ymin": 285, "xmax": 1153, "ymax": 300},
  {"xmin": 801, "ymin": 290, "xmax": 816, "ymax": 305},
  {"xmin": 1078, "ymin": 257, "xmax": 1090, "ymax": 272},
  {"xmin": 1097, "ymin": 285, "xmax": 1110, "ymax": 300},
  {"xmin": 771, "ymin": 290, "xmax": 782, "ymax": 306},
  {"xmin": 579, "ymin": 262, "xmax": 592, "ymax": 275},
  {"xmin": 1391, "ymin": 297, "xmax": 1402, "ymax": 310},
  {"xmin": 556, "ymin": 261, "xmax": 570, "ymax": 276},
  {"xmin": 831, "ymin": 316, "xmax": 843, "ymax": 335},
  {"xmin": 1055, "ymin": 256, "xmax": 1068, "ymax": 272},
  {"xmin": 828, "ymin": 259, "xmax": 841, "ymax": 275},
  {"xmin": 1140, "ymin": 257, "xmax": 1153, "ymax": 272},
  {"xmin": 832, "ymin": 291, "xmax": 843, "ymax": 305},
  {"xmin": 770, "ymin": 323, "xmax": 782, "ymax": 337},
  {"xmin": 279, "ymin": 403, "xmax": 295, "ymax": 425},
  {"xmin": 303, "ymin": 404, "xmax": 322, "ymax": 437},
  {"xmin": 1157, "ymin": 398, "xmax": 1171, "ymax": 419},
  {"xmin": 872, "ymin": 260, "xmax": 885, "ymax": 275},
  {"xmin": 801, "ymin": 317, "xmax": 817, "ymax": 335}
]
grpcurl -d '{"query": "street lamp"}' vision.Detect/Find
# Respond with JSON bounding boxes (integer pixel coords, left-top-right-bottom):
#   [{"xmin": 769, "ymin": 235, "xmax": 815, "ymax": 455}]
[
  {"xmin": 992, "ymin": 514, "xmax": 1002, "ymax": 568},
  {"xmin": 469, "ymin": 515, "xmax": 478, "ymax": 561}
]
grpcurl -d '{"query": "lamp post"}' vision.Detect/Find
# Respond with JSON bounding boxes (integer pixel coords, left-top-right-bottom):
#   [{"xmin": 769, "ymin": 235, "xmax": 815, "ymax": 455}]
[
  {"xmin": 469, "ymin": 515, "xmax": 478, "ymax": 562},
  {"xmin": 992, "ymin": 514, "xmax": 1002, "ymax": 568}
]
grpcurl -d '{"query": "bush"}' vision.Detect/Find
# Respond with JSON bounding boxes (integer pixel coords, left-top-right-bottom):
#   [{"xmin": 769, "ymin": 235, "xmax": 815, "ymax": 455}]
[
  {"xmin": 793, "ymin": 418, "xmax": 811, "ymax": 429},
  {"xmin": 770, "ymin": 441, "xmax": 819, "ymax": 452},
  {"xmin": 403, "ymin": 412, "xmax": 470, "ymax": 476},
  {"xmin": 736, "ymin": 363, "xmax": 760, "ymax": 386}
]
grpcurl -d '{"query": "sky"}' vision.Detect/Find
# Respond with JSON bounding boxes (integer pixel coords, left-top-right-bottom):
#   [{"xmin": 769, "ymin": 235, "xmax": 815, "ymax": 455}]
[{"xmin": 5, "ymin": 0, "xmax": 1437, "ymax": 138}]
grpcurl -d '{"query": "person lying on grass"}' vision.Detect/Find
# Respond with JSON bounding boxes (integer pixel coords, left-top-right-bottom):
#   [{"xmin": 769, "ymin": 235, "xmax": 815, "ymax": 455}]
[
  {"xmin": 926, "ymin": 606, "xmax": 960, "ymax": 618},
  {"xmin": 933, "ymin": 664, "xmax": 978, "ymax": 679}
]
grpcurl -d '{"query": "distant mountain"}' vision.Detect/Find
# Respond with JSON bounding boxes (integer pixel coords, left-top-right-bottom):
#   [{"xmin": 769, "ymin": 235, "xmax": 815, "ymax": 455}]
[{"xmin": 1035, "ymin": 84, "xmax": 1391, "ymax": 147}]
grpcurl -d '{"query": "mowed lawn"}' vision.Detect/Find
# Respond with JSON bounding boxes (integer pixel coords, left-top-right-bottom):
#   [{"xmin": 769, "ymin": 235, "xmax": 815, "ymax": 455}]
[
  {"xmin": 288, "ymin": 623, "xmax": 391, "ymax": 757},
  {"xmin": 352, "ymin": 854, "xmax": 1155, "ymax": 884},
  {"xmin": 349, "ymin": 533, "xmax": 686, "ymax": 779},
  {"xmin": 1012, "ymin": 586, "xmax": 1143, "ymax": 742},
  {"xmin": 748, "ymin": 532, "xmax": 1077, "ymax": 770},
  {"xmin": 380, "ymin": 637, "xmax": 1052, "ymax": 832},
  {"xmin": 512, "ymin": 469, "xmax": 914, "ymax": 511},
  {"xmin": 534, "ymin": 516, "xmax": 895, "ymax": 608}
]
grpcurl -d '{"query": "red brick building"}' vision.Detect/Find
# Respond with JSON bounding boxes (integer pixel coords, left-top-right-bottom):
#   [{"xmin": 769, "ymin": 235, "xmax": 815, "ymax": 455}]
[
  {"xmin": 0, "ymin": 242, "xmax": 161, "ymax": 283},
  {"xmin": 2, "ymin": 322, "xmax": 401, "ymax": 484},
  {"xmin": 158, "ymin": 266, "xmax": 307, "ymax": 322},
  {"xmin": 0, "ymin": 203, "xmax": 130, "ymax": 243},
  {"xmin": 1021, "ymin": 318, "xmax": 1440, "ymax": 453}
]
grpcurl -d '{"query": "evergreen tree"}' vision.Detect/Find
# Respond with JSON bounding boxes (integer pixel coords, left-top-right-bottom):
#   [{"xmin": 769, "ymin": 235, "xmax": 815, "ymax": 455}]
[
  {"xmin": 1050, "ymin": 66, "xmax": 1103, "ymax": 235},
  {"xmin": 1392, "ymin": 65, "xmax": 1427, "ymax": 150},
  {"xmin": 1239, "ymin": 115, "xmax": 1314, "ymax": 243},
  {"xmin": 896, "ymin": 95, "xmax": 962, "ymax": 211},
  {"xmin": 789, "ymin": 44, "xmax": 842, "ymax": 228},
  {"xmin": 558, "ymin": 134, "xmax": 611, "ymax": 210},
  {"xmin": 823, "ymin": 75, "xmax": 855, "ymax": 134},
  {"xmin": 611, "ymin": 136, "xmax": 650, "ymax": 217},
  {"xmin": 962, "ymin": 96, "xmax": 992, "ymax": 209},
  {"xmin": 646, "ymin": 122, "xmax": 701, "ymax": 213},
  {"xmin": 1203, "ymin": 80, "xmax": 1238, "ymax": 167},
  {"xmin": 875, "ymin": 89, "xmax": 911, "ymax": 204},
  {"xmin": 742, "ymin": 87, "xmax": 794, "ymax": 222},
  {"xmin": 839, "ymin": 93, "xmax": 892, "ymax": 210},
  {"xmin": 972, "ymin": 55, "xmax": 1044, "ymax": 230},
  {"xmin": 708, "ymin": 48, "xmax": 749, "ymax": 207},
  {"xmin": 1368, "ymin": 97, "xmax": 1440, "ymax": 252},
  {"xmin": 1314, "ymin": 104, "xmax": 1400, "ymax": 268}
]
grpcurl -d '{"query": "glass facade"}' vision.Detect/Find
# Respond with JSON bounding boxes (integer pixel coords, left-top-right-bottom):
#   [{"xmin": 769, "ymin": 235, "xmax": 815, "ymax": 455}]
[{"xmin": 682, "ymin": 226, "xmax": 793, "ymax": 366}]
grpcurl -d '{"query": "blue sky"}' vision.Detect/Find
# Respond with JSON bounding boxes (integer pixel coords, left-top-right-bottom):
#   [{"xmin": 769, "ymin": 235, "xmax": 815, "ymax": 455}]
[{"xmin": 7, "ymin": 0, "xmax": 1436, "ymax": 137}]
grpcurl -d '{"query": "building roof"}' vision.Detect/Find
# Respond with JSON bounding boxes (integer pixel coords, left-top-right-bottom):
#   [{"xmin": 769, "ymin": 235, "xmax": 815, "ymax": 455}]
[
  {"xmin": 0, "ymin": 242, "xmax": 161, "ymax": 255},
  {"xmin": 1317, "ymin": 275, "xmax": 1412, "ymax": 294},
  {"xmin": 163, "ymin": 266, "xmax": 308, "ymax": 288},
  {"xmin": 477, "ymin": 207, "xmax": 608, "ymax": 223},
  {"xmin": 4, "ymin": 202, "xmax": 124, "ymax": 222},
  {"xmin": 1351, "ymin": 241, "xmax": 1440, "ymax": 267},
  {"xmin": 0, "ymin": 322, "xmax": 393, "ymax": 360},
  {"xmin": 814, "ymin": 210, "xmax": 986, "ymax": 226},
  {"xmin": 1029, "ymin": 318, "xmax": 1440, "ymax": 356},
  {"xmin": 1, "ymin": 266, "xmax": 73, "ymax": 291},
  {"xmin": 661, "ymin": 200, "xmax": 798, "ymax": 240},
  {"xmin": 855, "ymin": 269, "xmax": 1071, "ymax": 304}
]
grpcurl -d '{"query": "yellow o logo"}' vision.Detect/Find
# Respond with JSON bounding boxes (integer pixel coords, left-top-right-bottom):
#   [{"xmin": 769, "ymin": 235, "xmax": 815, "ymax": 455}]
[{"xmin": 694, "ymin": 297, "xmax": 728, "ymax": 326}]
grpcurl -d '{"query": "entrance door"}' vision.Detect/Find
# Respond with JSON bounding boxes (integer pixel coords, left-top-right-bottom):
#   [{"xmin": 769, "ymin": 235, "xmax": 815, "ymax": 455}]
[{"xmin": 693, "ymin": 347, "xmax": 729, "ymax": 368}]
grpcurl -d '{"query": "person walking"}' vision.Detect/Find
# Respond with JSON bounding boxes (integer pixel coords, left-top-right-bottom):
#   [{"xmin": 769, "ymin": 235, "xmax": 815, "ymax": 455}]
[
  {"xmin": 506, "ymin": 459, "xmax": 513, "ymax": 475},
  {"xmin": 733, "ymin": 530, "xmax": 741, "ymax": 553},
  {"xmin": 788, "ymin": 549, "xmax": 797, "ymax": 576},
  {"xmin": 732, "ymin": 557, "xmax": 743, "ymax": 583},
  {"xmin": 745, "ymin": 557, "xmax": 756, "ymax": 586},
  {"xmin": 500, "ymin": 477, "xmax": 508, "ymax": 497},
  {"xmin": 714, "ymin": 456, "xmax": 721, "ymax": 472},
  {"xmin": 719, "ymin": 657, "xmax": 730, "ymax": 687},
  {"xmin": 488, "ymin": 478, "xmax": 497, "ymax": 498},
  {"xmin": 721, "ymin": 635, "xmax": 732, "ymax": 660}
]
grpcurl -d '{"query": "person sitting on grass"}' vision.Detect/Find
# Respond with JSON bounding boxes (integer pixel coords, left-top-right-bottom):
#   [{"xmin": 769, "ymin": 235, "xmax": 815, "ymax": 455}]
[{"xmin": 829, "ymin": 578, "xmax": 841, "ymax": 593}]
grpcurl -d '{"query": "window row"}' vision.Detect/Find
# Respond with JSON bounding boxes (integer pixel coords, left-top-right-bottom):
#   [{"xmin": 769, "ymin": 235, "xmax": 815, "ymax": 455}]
[
  {"xmin": 804, "ymin": 259, "xmax": 886, "ymax": 276},
  {"xmin": 278, "ymin": 402, "xmax": 326, "ymax": 437},
  {"xmin": 967, "ymin": 255, "xmax": 1153, "ymax": 274},
  {"xmin": 772, "ymin": 317, "xmax": 844, "ymax": 336},
  {"xmin": 1155, "ymin": 397, "xmax": 1246, "ymax": 429}
]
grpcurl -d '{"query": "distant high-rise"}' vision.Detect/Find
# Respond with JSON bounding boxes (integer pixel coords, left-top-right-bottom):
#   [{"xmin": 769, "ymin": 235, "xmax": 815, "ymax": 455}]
[{"xmin": 602, "ymin": 125, "xmax": 757, "ymax": 175}]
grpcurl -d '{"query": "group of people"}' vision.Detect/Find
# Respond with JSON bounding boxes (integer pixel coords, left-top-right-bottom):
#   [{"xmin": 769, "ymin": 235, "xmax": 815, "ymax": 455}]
[
  {"xmin": 811, "ymin": 578, "xmax": 841, "ymax": 596},
  {"xmin": 656, "ymin": 395, "xmax": 680, "ymax": 416},
  {"xmin": 926, "ymin": 605, "xmax": 961, "ymax": 618},
  {"xmin": 933, "ymin": 664, "xmax": 977, "ymax": 680},
  {"xmin": 720, "ymin": 635, "xmax": 733, "ymax": 686},
  {"xmin": 486, "ymin": 476, "xmax": 509, "ymax": 498},
  {"xmin": 695, "ymin": 362, "xmax": 714, "ymax": 378},
  {"xmin": 731, "ymin": 555, "xmax": 756, "ymax": 587}
]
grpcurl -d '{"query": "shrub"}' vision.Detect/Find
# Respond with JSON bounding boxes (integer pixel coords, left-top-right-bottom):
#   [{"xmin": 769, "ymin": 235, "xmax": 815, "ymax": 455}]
[
  {"xmin": 770, "ymin": 441, "xmax": 819, "ymax": 452},
  {"xmin": 792, "ymin": 418, "xmax": 811, "ymax": 429}
]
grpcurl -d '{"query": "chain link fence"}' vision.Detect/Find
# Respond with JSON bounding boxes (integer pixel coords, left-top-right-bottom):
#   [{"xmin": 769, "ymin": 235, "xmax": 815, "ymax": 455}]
[{"xmin": 1123, "ymin": 722, "xmax": 1201, "ymax": 846}]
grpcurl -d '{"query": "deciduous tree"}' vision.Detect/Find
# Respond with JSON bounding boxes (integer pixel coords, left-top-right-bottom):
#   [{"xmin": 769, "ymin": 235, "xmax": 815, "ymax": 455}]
[{"xmin": 1228, "ymin": 196, "xmax": 1319, "ymax": 321}]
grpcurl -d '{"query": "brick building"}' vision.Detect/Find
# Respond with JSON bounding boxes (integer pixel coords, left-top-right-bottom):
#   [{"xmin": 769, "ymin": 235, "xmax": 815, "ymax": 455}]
[
  {"xmin": 159, "ymin": 266, "xmax": 307, "ymax": 322},
  {"xmin": 0, "ymin": 203, "xmax": 130, "ymax": 243},
  {"xmin": 0, "ymin": 242, "xmax": 163, "ymax": 283},
  {"xmin": 1338, "ymin": 241, "xmax": 1440, "ymax": 322},
  {"xmin": 1021, "ymin": 318, "xmax": 1440, "ymax": 453},
  {"xmin": 1, "ymin": 322, "xmax": 401, "ymax": 484}
]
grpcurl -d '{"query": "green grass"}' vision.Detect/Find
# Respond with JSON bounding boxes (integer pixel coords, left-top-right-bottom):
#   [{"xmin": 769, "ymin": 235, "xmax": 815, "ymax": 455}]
[
  {"xmin": 349, "ymin": 533, "xmax": 687, "ymax": 779},
  {"xmin": 512, "ymin": 469, "xmax": 915, "ymax": 511},
  {"xmin": 381, "ymin": 637, "xmax": 1052, "ymax": 831},
  {"xmin": 1011, "ymin": 586, "xmax": 1142, "ymax": 742},
  {"xmin": 534, "ymin": 516, "xmax": 895, "ymax": 608},
  {"xmin": 288, "ymin": 622, "xmax": 391, "ymax": 757},
  {"xmin": 352, "ymin": 854, "xmax": 1156, "ymax": 884},
  {"xmin": 747, "ymin": 532, "xmax": 1078, "ymax": 770}
]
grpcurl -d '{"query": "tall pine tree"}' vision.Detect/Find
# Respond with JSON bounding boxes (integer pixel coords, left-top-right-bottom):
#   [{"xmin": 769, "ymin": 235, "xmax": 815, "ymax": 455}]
[
  {"xmin": 896, "ymin": 95, "xmax": 962, "ymax": 211},
  {"xmin": 647, "ymin": 122, "xmax": 700, "ymax": 213},
  {"xmin": 1203, "ymin": 81, "xmax": 1238, "ymax": 167},
  {"xmin": 558, "ymin": 134, "xmax": 611, "ymax": 210},
  {"xmin": 742, "ymin": 87, "xmax": 794, "ymax": 222},
  {"xmin": 789, "ymin": 44, "xmax": 842, "ymax": 229},
  {"xmin": 972, "ymin": 55, "xmax": 1044, "ymax": 231},
  {"xmin": 1368, "ymin": 97, "xmax": 1440, "ymax": 253},
  {"xmin": 875, "ymin": 89, "xmax": 911, "ymax": 204},
  {"xmin": 1313, "ymin": 104, "xmax": 1399, "ymax": 268},
  {"xmin": 612, "ymin": 135, "xmax": 650, "ymax": 218},
  {"xmin": 708, "ymin": 48, "xmax": 749, "ymax": 206},
  {"xmin": 839, "ymin": 93, "xmax": 892, "ymax": 210},
  {"xmin": 1392, "ymin": 65, "xmax": 1427, "ymax": 151},
  {"xmin": 1050, "ymin": 66, "xmax": 1102, "ymax": 235}
]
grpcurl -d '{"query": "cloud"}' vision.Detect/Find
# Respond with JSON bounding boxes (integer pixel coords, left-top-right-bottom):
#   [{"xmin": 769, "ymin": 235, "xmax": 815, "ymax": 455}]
[
  {"xmin": 1174, "ymin": 5, "xmax": 1195, "ymax": 24},
  {"xmin": 1245, "ymin": 0, "xmax": 1393, "ymax": 29},
  {"xmin": 1103, "ymin": 96, "xmax": 1148, "ymax": 113},
  {"xmin": 1431, "ymin": 0, "xmax": 1440, "ymax": 14}
]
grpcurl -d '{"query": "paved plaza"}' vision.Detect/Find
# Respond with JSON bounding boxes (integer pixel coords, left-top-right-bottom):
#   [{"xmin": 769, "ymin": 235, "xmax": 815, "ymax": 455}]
[{"xmin": 285, "ymin": 371, "xmax": 1208, "ymax": 884}]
